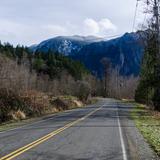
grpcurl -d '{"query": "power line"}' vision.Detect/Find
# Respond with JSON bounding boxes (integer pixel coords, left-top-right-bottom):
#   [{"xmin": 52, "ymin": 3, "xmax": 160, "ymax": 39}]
[
  {"xmin": 142, "ymin": 11, "xmax": 148, "ymax": 28},
  {"xmin": 140, "ymin": 8, "xmax": 148, "ymax": 31},
  {"xmin": 132, "ymin": 0, "xmax": 140, "ymax": 32}
]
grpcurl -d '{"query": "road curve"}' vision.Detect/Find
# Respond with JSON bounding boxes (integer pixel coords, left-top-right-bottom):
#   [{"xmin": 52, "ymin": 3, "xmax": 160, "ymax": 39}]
[{"xmin": 0, "ymin": 98, "xmax": 158, "ymax": 160}]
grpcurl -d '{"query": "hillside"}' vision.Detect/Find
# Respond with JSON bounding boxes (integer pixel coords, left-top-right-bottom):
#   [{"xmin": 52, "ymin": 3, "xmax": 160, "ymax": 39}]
[
  {"xmin": 31, "ymin": 32, "xmax": 145, "ymax": 77},
  {"xmin": 32, "ymin": 35, "xmax": 103, "ymax": 56},
  {"xmin": 73, "ymin": 32, "xmax": 144, "ymax": 77},
  {"xmin": 0, "ymin": 43, "xmax": 97, "ymax": 122},
  {"xmin": 0, "ymin": 43, "xmax": 89, "ymax": 80}
]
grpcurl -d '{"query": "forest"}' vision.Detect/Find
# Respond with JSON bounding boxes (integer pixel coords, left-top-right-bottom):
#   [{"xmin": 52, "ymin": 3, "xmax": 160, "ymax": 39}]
[
  {"xmin": 0, "ymin": 42, "xmax": 100, "ymax": 122},
  {"xmin": 0, "ymin": 42, "xmax": 138, "ymax": 122}
]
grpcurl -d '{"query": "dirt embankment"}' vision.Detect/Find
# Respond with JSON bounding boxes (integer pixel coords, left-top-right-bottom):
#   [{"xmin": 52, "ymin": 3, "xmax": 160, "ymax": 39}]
[{"xmin": 0, "ymin": 89, "xmax": 85, "ymax": 123}]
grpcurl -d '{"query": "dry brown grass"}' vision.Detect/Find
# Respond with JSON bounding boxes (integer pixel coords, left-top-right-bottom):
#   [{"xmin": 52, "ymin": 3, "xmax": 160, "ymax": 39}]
[
  {"xmin": 0, "ymin": 88, "xmax": 84, "ymax": 123},
  {"xmin": 9, "ymin": 110, "xmax": 26, "ymax": 121},
  {"xmin": 51, "ymin": 96, "xmax": 83, "ymax": 111},
  {"xmin": 20, "ymin": 90, "xmax": 51, "ymax": 115}
]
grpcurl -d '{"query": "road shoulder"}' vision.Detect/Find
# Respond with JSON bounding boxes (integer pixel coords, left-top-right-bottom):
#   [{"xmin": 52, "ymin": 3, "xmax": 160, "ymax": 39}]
[
  {"xmin": 120, "ymin": 101, "xmax": 159, "ymax": 160},
  {"xmin": 0, "ymin": 99, "xmax": 99, "ymax": 133}
]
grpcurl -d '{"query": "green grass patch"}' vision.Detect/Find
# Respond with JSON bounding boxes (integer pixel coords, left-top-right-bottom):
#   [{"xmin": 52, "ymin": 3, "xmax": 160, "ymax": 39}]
[{"xmin": 131, "ymin": 103, "xmax": 160, "ymax": 156}]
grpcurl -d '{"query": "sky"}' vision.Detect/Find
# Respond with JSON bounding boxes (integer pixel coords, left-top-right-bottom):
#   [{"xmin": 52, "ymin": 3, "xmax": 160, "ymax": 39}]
[{"xmin": 0, "ymin": 0, "xmax": 145, "ymax": 46}]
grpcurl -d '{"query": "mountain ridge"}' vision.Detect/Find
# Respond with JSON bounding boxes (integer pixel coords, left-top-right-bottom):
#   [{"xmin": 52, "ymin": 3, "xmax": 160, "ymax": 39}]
[{"xmin": 30, "ymin": 32, "xmax": 145, "ymax": 77}]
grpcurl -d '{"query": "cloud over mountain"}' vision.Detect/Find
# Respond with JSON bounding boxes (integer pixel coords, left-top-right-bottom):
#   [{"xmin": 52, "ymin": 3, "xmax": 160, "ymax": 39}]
[
  {"xmin": 0, "ymin": 0, "xmax": 144, "ymax": 46},
  {"xmin": 84, "ymin": 18, "xmax": 117, "ymax": 36}
]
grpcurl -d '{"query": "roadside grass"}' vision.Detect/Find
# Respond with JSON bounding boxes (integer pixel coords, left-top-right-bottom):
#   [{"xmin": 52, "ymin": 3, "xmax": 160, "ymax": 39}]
[
  {"xmin": 130, "ymin": 101, "xmax": 160, "ymax": 156},
  {"xmin": 0, "ymin": 96, "xmax": 98, "ymax": 132},
  {"xmin": 0, "ymin": 117, "xmax": 38, "ymax": 132}
]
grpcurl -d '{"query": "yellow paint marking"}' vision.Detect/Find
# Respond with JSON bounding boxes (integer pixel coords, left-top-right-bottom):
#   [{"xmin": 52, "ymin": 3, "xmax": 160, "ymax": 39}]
[{"xmin": 0, "ymin": 106, "xmax": 102, "ymax": 160}]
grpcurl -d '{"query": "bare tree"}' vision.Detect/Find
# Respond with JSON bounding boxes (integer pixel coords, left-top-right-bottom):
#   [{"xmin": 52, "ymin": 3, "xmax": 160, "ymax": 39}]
[{"xmin": 101, "ymin": 57, "xmax": 112, "ymax": 97}]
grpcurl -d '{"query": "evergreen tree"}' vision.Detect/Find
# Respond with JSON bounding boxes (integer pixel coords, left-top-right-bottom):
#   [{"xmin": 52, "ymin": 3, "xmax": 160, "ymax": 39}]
[{"xmin": 135, "ymin": 31, "xmax": 160, "ymax": 110}]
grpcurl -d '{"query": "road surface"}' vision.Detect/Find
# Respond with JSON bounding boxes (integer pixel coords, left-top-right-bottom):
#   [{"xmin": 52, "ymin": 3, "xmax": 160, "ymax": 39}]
[{"xmin": 0, "ymin": 99, "xmax": 158, "ymax": 160}]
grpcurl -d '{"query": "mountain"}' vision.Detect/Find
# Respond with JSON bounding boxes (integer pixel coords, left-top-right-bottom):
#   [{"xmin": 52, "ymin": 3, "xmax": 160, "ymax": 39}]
[
  {"xmin": 31, "ymin": 35, "xmax": 103, "ymax": 56},
  {"xmin": 30, "ymin": 32, "xmax": 145, "ymax": 77},
  {"xmin": 72, "ymin": 32, "xmax": 144, "ymax": 77}
]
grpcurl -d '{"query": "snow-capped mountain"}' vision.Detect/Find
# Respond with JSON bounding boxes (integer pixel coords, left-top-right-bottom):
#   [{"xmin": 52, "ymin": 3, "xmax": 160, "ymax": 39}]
[
  {"xmin": 31, "ymin": 35, "xmax": 103, "ymax": 56},
  {"xmin": 30, "ymin": 33, "xmax": 145, "ymax": 77}
]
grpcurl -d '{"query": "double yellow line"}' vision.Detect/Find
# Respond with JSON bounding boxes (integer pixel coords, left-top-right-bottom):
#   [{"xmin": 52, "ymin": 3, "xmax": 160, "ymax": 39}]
[{"xmin": 0, "ymin": 106, "xmax": 102, "ymax": 160}]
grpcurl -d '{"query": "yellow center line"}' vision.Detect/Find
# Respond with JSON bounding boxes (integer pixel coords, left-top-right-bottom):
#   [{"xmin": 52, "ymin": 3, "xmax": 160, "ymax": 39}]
[{"xmin": 0, "ymin": 106, "xmax": 102, "ymax": 160}]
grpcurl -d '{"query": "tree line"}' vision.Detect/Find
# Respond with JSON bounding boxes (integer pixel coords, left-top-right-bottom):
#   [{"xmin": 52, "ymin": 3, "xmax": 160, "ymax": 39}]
[
  {"xmin": 0, "ymin": 42, "xmax": 103, "ymax": 100},
  {"xmin": 135, "ymin": 30, "xmax": 160, "ymax": 111},
  {"xmin": 0, "ymin": 41, "xmax": 139, "ymax": 99},
  {"xmin": 135, "ymin": 0, "xmax": 160, "ymax": 111},
  {"xmin": 0, "ymin": 40, "xmax": 141, "ymax": 122}
]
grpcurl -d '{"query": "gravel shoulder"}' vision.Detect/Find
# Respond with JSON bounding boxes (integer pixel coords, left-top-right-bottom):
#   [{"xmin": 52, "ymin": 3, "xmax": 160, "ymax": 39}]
[{"xmin": 119, "ymin": 101, "xmax": 159, "ymax": 160}]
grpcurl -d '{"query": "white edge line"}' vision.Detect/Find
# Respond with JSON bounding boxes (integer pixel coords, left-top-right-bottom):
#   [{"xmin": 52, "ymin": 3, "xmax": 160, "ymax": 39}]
[{"xmin": 117, "ymin": 107, "xmax": 128, "ymax": 160}]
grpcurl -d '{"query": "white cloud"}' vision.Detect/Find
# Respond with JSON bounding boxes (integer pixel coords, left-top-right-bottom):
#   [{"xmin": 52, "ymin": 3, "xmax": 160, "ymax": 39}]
[
  {"xmin": 99, "ymin": 18, "xmax": 117, "ymax": 32},
  {"xmin": 0, "ymin": 18, "xmax": 117, "ymax": 46},
  {"xmin": 0, "ymin": 0, "xmax": 144, "ymax": 45},
  {"xmin": 83, "ymin": 18, "xmax": 117, "ymax": 36},
  {"xmin": 84, "ymin": 18, "xmax": 100, "ymax": 35}
]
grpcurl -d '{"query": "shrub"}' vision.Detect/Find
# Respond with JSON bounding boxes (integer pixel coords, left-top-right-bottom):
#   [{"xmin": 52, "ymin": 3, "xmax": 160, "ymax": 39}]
[{"xmin": 0, "ymin": 89, "xmax": 51, "ymax": 122}]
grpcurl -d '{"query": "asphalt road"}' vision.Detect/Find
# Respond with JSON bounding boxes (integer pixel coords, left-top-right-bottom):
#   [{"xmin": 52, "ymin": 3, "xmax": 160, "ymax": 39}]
[{"xmin": 0, "ymin": 98, "xmax": 158, "ymax": 160}]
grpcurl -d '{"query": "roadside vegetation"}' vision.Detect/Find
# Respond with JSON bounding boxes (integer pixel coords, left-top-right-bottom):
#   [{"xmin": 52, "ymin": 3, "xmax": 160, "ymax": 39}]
[
  {"xmin": 133, "ymin": 1, "xmax": 160, "ymax": 156},
  {"xmin": 135, "ymin": 2, "xmax": 160, "ymax": 112},
  {"xmin": 131, "ymin": 102, "xmax": 160, "ymax": 156},
  {"xmin": 0, "ymin": 93, "xmax": 87, "ymax": 131},
  {"xmin": 0, "ymin": 88, "xmax": 84, "ymax": 122},
  {"xmin": 0, "ymin": 43, "xmax": 100, "ymax": 124},
  {"xmin": 0, "ymin": 41, "xmax": 138, "ymax": 124}
]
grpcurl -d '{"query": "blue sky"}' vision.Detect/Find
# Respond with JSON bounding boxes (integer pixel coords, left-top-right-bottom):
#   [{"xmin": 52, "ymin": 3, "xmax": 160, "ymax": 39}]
[{"xmin": 0, "ymin": 0, "xmax": 145, "ymax": 46}]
